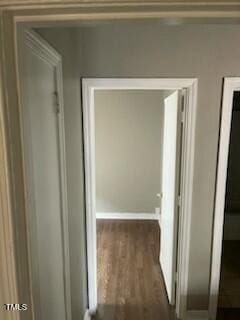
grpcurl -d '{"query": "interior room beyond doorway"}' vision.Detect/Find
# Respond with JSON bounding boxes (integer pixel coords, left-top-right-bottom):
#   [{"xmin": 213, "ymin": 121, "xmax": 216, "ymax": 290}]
[{"xmin": 93, "ymin": 88, "xmax": 178, "ymax": 320}]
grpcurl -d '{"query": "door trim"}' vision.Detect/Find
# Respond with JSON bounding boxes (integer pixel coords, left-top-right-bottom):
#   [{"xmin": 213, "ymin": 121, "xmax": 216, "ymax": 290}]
[
  {"xmin": 18, "ymin": 29, "xmax": 72, "ymax": 320},
  {"xmin": 82, "ymin": 78, "xmax": 198, "ymax": 319},
  {"xmin": 208, "ymin": 77, "xmax": 240, "ymax": 320}
]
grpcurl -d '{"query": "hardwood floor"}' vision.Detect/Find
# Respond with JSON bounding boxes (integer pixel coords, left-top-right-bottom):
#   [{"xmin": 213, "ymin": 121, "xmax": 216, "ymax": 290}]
[
  {"xmin": 217, "ymin": 241, "xmax": 240, "ymax": 319},
  {"xmin": 94, "ymin": 220, "xmax": 175, "ymax": 320}
]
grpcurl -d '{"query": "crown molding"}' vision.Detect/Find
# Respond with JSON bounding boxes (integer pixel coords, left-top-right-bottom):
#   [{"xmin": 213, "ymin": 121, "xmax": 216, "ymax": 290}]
[{"xmin": 0, "ymin": 0, "xmax": 240, "ymax": 20}]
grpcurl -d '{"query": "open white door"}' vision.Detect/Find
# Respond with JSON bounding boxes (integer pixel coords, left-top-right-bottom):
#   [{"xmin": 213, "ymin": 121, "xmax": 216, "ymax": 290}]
[
  {"xmin": 20, "ymin": 31, "xmax": 71, "ymax": 320},
  {"xmin": 160, "ymin": 90, "xmax": 182, "ymax": 305}
]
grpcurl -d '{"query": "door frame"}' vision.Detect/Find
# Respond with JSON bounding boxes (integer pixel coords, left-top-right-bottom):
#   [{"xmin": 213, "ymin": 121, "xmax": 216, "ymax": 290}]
[
  {"xmin": 209, "ymin": 77, "xmax": 240, "ymax": 320},
  {"xmin": 18, "ymin": 29, "xmax": 72, "ymax": 320},
  {"xmin": 82, "ymin": 78, "xmax": 198, "ymax": 318}
]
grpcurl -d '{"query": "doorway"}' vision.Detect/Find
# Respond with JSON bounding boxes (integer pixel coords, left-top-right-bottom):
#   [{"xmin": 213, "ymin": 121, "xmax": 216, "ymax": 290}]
[
  {"xmin": 93, "ymin": 88, "xmax": 177, "ymax": 320},
  {"xmin": 82, "ymin": 78, "xmax": 197, "ymax": 318},
  {"xmin": 210, "ymin": 79, "xmax": 240, "ymax": 320}
]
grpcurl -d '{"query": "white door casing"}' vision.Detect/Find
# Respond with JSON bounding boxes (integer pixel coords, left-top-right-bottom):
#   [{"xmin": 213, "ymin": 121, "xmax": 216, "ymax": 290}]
[
  {"xmin": 160, "ymin": 90, "xmax": 182, "ymax": 305},
  {"xmin": 19, "ymin": 30, "xmax": 71, "ymax": 320}
]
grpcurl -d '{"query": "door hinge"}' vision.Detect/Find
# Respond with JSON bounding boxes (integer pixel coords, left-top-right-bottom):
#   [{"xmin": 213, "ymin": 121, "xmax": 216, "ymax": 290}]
[{"xmin": 53, "ymin": 91, "xmax": 60, "ymax": 114}]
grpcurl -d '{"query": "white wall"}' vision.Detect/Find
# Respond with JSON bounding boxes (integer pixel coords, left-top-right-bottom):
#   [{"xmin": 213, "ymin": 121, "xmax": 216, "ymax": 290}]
[
  {"xmin": 95, "ymin": 89, "xmax": 165, "ymax": 214},
  {"xmin": 37, "ymin": 23, "xmax": 240, "ymax": 310}
]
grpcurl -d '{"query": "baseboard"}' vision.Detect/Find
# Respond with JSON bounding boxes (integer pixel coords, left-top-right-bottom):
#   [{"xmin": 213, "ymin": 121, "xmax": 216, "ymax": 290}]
[
  {"xmin": 186, "ymin": 310, "xmax": 209, "ymax": 320},
  {"xmin": 84, "ymin": 309, "xmax": 92, "ymax": 320},
  {"xmin": 96, "ymin": 212, "xmax": 160, "ymax": 220}
]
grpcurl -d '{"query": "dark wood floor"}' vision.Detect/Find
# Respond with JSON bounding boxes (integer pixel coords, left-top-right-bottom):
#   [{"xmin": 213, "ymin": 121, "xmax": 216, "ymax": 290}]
[
  {"xmin": 94, "ymin": 220, "xmax": 175, "ymax": 320},
  {"xmin": 217, "ymin": 241, "xmax": 240, "ymax": 319}
]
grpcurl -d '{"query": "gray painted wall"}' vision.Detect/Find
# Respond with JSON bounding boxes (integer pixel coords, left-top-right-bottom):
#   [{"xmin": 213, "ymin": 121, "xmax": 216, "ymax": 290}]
[
  {"xmin": 79, "ymin": 23, "xmax": 238, "ymax": 309},
  {"xmin": 95, "ymin": 89, "xmax": 165, "ymax": 214},
  {"xmin": 36, "ymin": 23, "xmax": 240, "ymax": 310}
]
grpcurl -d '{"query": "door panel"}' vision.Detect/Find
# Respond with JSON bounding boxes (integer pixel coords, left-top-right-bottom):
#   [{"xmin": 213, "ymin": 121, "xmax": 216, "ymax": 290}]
[
  {"xmin": 160, "ymin": 90, "xmax": 181, "ymax": 305},
  {"xmin": 23, "ymin": 42, "xmax": 66, "ymax": 320}
]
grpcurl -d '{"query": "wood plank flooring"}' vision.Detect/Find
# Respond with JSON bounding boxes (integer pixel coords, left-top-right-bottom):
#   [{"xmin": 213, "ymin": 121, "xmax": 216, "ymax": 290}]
[
  {"xmin": 218, "ymin": 241, "xmax": 240, "ymax": 309},
  {"xmin": 217, "ymin": 241, "xmax": 240, "ymax": 320},
  {"xmin": 94, "ymin": 220, "xmax": 175, "ymax": 320}
]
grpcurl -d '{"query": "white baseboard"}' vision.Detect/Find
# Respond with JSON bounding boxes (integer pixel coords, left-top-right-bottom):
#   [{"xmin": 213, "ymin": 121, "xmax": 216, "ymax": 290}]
[
  {"xmin": 186, "ymin": 310, "xmax": 209, "ymax": 320},
  {"xmin": 84, "ymin": 309, "xmax": 92, "ymax": 320},
  {"xmin": 96, "ymin": 212, "xmax": 160, "ymax": 220}
]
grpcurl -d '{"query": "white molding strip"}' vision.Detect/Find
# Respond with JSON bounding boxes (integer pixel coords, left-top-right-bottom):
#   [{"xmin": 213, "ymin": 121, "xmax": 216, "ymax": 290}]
[
  {"xmin": 186, "ymin": 310, "xmax": 209, "ymax": 320},
  {"xmin": 96, "ymin": 212, "xmax": 160, "ymax": 220},
  {"xmin": 25, "ymin": 29, "xmax": 61, "ymax": 66},
  {"xmin": 83, "ymin": 309, "xmax": 92, "ymax": 320}
]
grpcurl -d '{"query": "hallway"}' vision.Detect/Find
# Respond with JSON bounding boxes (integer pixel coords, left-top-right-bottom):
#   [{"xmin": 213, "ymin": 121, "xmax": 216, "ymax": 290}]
[{"xmin": 94, "ymin": 220, "xmax": 175, "ymax": 320}]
